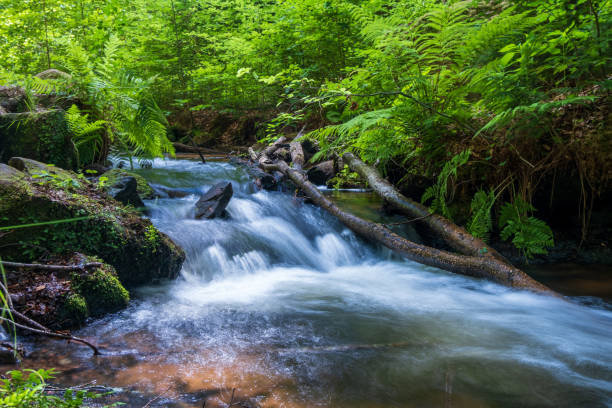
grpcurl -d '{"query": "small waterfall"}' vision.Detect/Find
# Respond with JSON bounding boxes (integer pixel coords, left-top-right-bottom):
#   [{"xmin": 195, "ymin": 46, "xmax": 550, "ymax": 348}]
[{"xmin": 25, "ymin": 158, "xmax": 611, "ymax": 408}]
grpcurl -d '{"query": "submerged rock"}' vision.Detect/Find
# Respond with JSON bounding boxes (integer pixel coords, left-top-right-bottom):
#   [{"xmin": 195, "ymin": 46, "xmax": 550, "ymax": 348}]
[
  {"xmin": 195, "ymin": 181, "xmax": 233, "ymax": 219},
  {"xmin": 0, "ymin": 158, "xmax": 185, "ymax": 289}
]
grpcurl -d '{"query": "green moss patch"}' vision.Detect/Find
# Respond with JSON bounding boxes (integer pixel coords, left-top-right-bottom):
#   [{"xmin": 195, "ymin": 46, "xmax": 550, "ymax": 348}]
[{"xmin": 71, "ymin": 262, "xmax": 129, "ymax": 317}]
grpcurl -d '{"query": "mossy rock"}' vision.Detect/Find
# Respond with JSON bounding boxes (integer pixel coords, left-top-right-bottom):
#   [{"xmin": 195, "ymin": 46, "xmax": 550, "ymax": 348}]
[
  {"xmin": 103, "ymin": 168, "xmax": 156, "ymax": 199},
  {"xmin": 0, "ymin": 159, "xmax": 185, "ymax": 288},
  {"xmin": 70, "ymin": 258, "xmax": 130, "ymax": 317},
  {"xmin": 60, "ymin": 293, "xmax": 89, "ymax": 327},
  {"xmin": 0, "ymin": 109, "xmax": 77, "ymax": 170}
]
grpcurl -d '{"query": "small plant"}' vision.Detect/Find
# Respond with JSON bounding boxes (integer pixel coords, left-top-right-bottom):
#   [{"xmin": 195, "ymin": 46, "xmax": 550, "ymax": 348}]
[
  {"xmin": 97, "ymin": 176, "xmax": 109, "ymax": 189},
  {"xmin": 421, "ymin": 150, "xmax": 471, "ymax": 219},
  {"xmin": 0, "ymin": 368, "xmax": 117, "ymax": 407},
  {"xmin": 329, "ymin": 165, "xmax": 361, "ymax": 189},
  {"xmin": 31, "ymin": 171, "xmax": 81, "ymax": 191},
  {"xmin": 144, "ymin": 225, "xmax": 159, "ymax": 252},
  {"xmin": 499, "ymin": 198, "xmax": 554, "ymax": 259}
]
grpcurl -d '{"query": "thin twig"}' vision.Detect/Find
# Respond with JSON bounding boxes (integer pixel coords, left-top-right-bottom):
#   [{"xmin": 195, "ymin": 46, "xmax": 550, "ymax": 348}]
[
  {"xmin": 0, "ymin": 261, "xmax": 102, "ymax": 271},
  {"xmin": 0, "ymin": 316, "xmax": 100, "ymax": 355},
  {"xmin": 0, "ymin": 281, "xmax": 100, "ymax": 355},
  {"xmin": 141, "ymin": 387, "xmax": 170, "ymax": 408},
  {"xmin": 385, "ymin": 213, "xmax": 432, "ymax": 226}
]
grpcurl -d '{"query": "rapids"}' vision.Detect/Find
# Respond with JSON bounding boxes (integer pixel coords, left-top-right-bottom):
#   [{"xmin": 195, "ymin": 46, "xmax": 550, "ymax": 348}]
[{"xmin": 6, "ymin": 158, "xmax": 612, "ymax": 407}]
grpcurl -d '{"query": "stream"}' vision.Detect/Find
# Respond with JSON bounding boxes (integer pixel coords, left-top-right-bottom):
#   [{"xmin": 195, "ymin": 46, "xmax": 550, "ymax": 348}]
[{"xmin": 3, "ymin": 158, "xmax": 612, "ymax": 407}]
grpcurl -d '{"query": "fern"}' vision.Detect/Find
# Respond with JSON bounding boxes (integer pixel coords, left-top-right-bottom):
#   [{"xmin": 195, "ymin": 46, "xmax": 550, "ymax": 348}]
[
  {"xmin": 65, "ymin": 105, "xmax": 106, "ymax": 166},
  {"xmin": 467, "ymin": 189, "xmax": 496, "ymax": 241},
  {"xmin": 421, "ymin": 150, "xmax": 471, "ymax": 219},
  {"xmin": 63, "ymin": 36, "xmax": 174, "ymax": 166},
  {"xmin": 476, "ymin": 96, "xmax": 597, "ymax": 136},
  {"xmin": 499, "ymin": 198, "xmax": 554, "ymax": 259},
  {"xmin": 308, "ymin": 108, "xmax": 393, "ymax": 163}
]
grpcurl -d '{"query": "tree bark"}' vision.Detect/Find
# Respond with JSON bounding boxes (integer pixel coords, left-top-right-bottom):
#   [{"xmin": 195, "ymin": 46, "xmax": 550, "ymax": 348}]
[
  {"xmin": 289, "ymin": 141, "xmax": 305, "ymax": 170},
  {"xmin": 259, "ymin": 157, "xmax": 557, "ymax": 296}
]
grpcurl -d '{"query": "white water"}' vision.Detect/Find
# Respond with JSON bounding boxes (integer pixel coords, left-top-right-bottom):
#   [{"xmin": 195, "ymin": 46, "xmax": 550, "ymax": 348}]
[{"xmin": 33, "ymin": 159, "xmax": 612, "ymax": 407}]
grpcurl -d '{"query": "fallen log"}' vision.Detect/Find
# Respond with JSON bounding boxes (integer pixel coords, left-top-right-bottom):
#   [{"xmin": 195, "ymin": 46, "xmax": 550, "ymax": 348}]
[
  {"xmin": 289, "ymin": 141, "xmax": 305, "ymax": 170},
  {"xmin": 258, "ymin": 136, "xmax": 287, "ymax": 166},
  {"xmin": 259, "ymin": 158, "xmax": 556, "ymax": 295},
  {"xmin": 342, "ymin": 152, "xmax": 507, "ymax": 262}
]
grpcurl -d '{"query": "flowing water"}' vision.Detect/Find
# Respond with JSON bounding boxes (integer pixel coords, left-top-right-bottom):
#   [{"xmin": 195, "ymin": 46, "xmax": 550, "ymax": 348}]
[{"xmin": 5, "ymin": 158, "xmax": 612, "ymax": 407}]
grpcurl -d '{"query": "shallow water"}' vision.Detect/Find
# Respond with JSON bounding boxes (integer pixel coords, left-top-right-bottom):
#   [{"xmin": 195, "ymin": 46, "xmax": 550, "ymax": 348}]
[{"xmin": 5, "ymin": 158, "xmax": 612, "ymax": 407}]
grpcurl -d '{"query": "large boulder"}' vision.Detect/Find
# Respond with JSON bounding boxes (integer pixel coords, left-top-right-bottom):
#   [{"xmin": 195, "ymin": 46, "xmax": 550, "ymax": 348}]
[
  {"xmin": 0, "ymin": 159, "xmax": 185, "ymax": 288},
  {"xmin": 195, "ymin": 181, "xmax": 233, "ymax": 219},
  {"xmin": 306, "ymin": 160, "xmax": 335, "ymax": 185},
  {"xmin": 0, "ymin": 109, "xmax": 77, "ymax": 170}
]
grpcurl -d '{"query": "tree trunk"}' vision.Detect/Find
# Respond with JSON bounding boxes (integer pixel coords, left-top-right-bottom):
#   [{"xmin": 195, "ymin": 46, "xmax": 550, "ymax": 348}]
[
  {"xmin": 259, "ymin": 157, "xmax": 557, "ymax": 296},
  {"xmin": 289, "ymin": 141, "xmax": 305, "ymax": 170}
]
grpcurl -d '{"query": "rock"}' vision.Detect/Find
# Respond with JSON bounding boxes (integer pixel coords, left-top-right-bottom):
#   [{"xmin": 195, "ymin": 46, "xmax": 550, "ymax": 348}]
[
  {"xmin": 0, "ymin": 158, "xmax": 185, "ymax": 288},
  {"xmin": 102, "ymin": 168, "xmax": 156, "ymax": 199},
  {"xmin": 108, "ymin": 176, "xmax": 145, "ymax": 209},
  {"xmin": 251, "ymin": 167, "xmax": 277, "ymax": 191},
  {"xmin": 0, "ymin": 349, "xmax": 19, "ymax": 365},
  {"xmin": 306, "ymin": 160, "xmax": 335, "ymax": 185},
  {"xmin": 35, "ymin": 69, "xmax": 71, "ymax": 80},
  {"xmin": 195, "ymin": 181, "xmax": 233, "ymax": 219},
  {"xmin": 0, "ymin": 109, "xmax": 77, "ymax": 170},
  {"xmin": 0, "ymin": 86, "xmax": 27, "ymax": 113}
]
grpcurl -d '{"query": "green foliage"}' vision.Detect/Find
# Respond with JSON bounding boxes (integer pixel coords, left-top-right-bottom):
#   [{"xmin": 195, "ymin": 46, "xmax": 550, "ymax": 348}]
[
  {"xmin": 65, "ymin": 36, "xmax": 174, "ymax": 165},
  {"xmin": 467, "ymin": 189, "xmax": 496, "ymax": 242},
  {"xmin": 65, "ymin": 105, "xmax": 106, "ymax": 166},
  {"xmin": 421, "ymin": 150, "xmax": 471, "ymax": 219},
  {"xmin": 31, "ymin": 170, "xmax": 82, "ymax": 191},
  {"xmin": 0, "ymin": 369, "xmax": 116, "ymax": 407},
  {"xmin": 0, "ymin": 0, "xmax": 608, "ymax": 252},
  {"xmin": 499, "ymin": 198, "xmax": 554, "ymax": 259},
  {"xmin": 329, "ymin": 165, "xmax": 362, "ymax": 190}
]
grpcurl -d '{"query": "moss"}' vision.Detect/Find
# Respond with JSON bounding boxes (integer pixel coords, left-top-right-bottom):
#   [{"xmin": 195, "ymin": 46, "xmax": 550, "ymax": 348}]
[
  {"xmin": 0, "ymin": 110, "xmax": 77, "ymax": 170},
  {"xmin": 103, "ymin": 168, "xmax": 155, "ymax": 199},
  {"xmin": 0, "ymin": 158, "xmax": 185, "ymax": 288},
  {"xmin": 61, "ymin": 293, "xmax": 89, "ymax": 326},
  {"xmin": 71, "ymin": 263, "xmax": 129, "ymax": 317}
]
